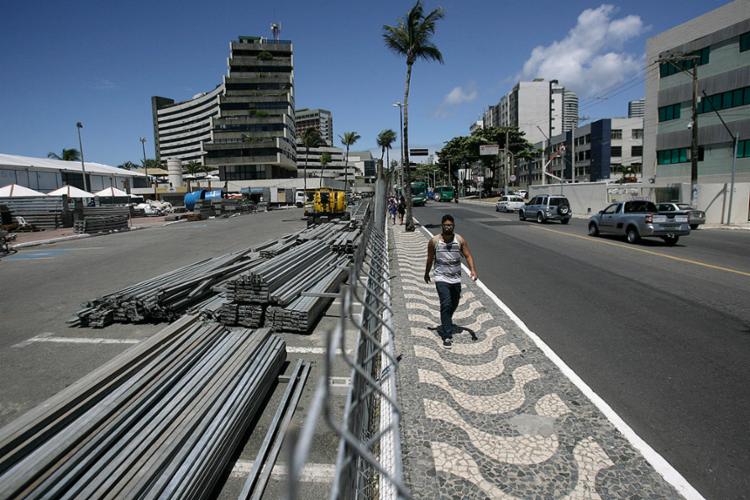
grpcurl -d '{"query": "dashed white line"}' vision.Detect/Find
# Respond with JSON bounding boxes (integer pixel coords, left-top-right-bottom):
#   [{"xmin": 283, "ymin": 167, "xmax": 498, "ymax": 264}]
[
  {"xmin": 230, "ymin": 460, "xmax": 336, "ymax": 482},
  {"xmin": 13, "ymin": 335, "xmax": 141, "ymax": 348}
]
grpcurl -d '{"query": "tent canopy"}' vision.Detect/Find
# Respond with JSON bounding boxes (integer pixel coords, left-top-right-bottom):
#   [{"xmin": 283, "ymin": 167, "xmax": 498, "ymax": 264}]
[
  {"xmin": 94, "ymin": 187, "xmax": 129, "ymax": 197},
  {"xmin": 0, "ymin": 184, "xmax": 47, "ymax": 197},
  {"xmin": 48, "ymin": 185, "xmax": 94, "ymax": 198}
]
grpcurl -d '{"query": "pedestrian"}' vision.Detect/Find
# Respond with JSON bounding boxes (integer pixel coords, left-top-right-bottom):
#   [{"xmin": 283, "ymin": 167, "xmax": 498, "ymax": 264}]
[
  {"xmin": 397, "ymin": 196, "xmax": 406, "ymax": 225},
  {"xmin": 424, "ymin": 214, "xmax": 478, "ymax": 349},
  {"xmin": 388, "ymin": 197, "xmax": 397, "ymax": 224}
]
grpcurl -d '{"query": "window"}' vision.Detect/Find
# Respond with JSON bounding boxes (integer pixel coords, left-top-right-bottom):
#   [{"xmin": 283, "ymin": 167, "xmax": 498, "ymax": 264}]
[
  {"xmin": 632, "ymin": 129, "xmax": 643, "ymax": 139},
  {"xmin": 741, "ymin": 32, "xmax": 750, "ymax": 52},
  {"xmin": 625, "ymin": 201, "xmax": 657, "ymax": 213},
  {"xmin": 611, "ymin": 146, "xmax": 622, "ymax": 157},
  {"xmin": 657, "ymin": 203, "xmax": 675, "ymax": 212},
  {"xmin": 698, "ymin": 85, "xmax": 750, "ymax": 113},
  {"xmin": 659, "ymin": 47, "xmax": 710, "ymax": 78},
  {"xmin": 658, "ymin": 103, "xmax": 681, "ymax": 122},
  {"xmin": 631, "ymin": 145, "xmax": 643, "ymax": 156},
  {"xmin": 611, "ymin": 129, "xmax": 622, "ymax": 139},
  {"xmin": 657, "ymin": 147, "xmax": 689, "ymax": 165},
  {"xmin": 738, "ymin": 139, "xmax": 750, "ymax": 158},
  {"xmin": 602, "ymin": 204, "xmax": 619, "ymax": 215}
]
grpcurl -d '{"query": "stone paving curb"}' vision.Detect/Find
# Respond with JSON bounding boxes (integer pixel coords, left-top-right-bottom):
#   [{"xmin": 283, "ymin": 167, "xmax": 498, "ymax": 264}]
[{"xmin": 389, "ymin": 221, "xmax": 691, "ymax": 499}]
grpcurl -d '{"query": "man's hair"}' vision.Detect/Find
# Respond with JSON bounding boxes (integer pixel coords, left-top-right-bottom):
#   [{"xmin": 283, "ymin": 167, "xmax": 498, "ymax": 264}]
[{"xmin": 441, "ymin": 214, "xmax": 454, "ymax": 224}]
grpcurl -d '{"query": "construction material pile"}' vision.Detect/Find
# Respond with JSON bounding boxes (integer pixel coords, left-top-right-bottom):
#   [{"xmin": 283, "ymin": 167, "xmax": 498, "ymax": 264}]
[
  {"xmin": 70, "ymin": 249, "xmax": 262, "ymax": 327},
  {"xmin": 0, "ymin": 196, "xmax": 72, "ymax": 229},
  {"xmin": 74, "ymin": 215, "xmax": 129, "ymax": 234},
  {"xmin": 0, "ymin": 315, "xmax": 286, "ymax": 498}
]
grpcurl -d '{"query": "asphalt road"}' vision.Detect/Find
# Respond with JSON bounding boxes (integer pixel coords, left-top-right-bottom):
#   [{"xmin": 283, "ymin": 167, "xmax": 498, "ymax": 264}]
[{"xmin": 413, "ymin": 202, "xmax": 750, "ymax": 499}]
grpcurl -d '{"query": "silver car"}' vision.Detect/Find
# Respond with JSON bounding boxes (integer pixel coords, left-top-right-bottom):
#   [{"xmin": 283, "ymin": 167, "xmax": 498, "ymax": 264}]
[
  {"xmin": 657, "ymin": 203, "xmax": 705, "ymax": 230},
  {"xmin": 495, "ymin": 195, "xmax": 525, "ymax": 212},
  {"xmin": 588, "ymin": 200, "xmax": 690, "ymax": 245}
]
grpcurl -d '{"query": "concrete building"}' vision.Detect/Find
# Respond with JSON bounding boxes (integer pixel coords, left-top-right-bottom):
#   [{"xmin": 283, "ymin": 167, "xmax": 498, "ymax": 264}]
[
  {"xmin": 644, "ymin": 0, "xmax": 750, "ymax": 188},
  {"xmin": 295, "ymin": 145, "xmax": 346, "ymax": 180},
  {"xmin": 151, "ymin": 85, "xmax": 223, "ymax": 165},
  {"xmin": 295, "ymin": 108, "xmax": 333, "ymax": 146},
  {"xmin": 0, "ymin": 153, "xmax": 145, "ymax": 193},
  {"xmin": 483, "ymin": 79, "xmax": 577, "ymax": 145},
  {"xmin": 628, "ymin": 98, "xmax": 645, "ymax": 118},
  {"xmin": 469, "ymin": 120, "xmax": 483, "ymax": 134},
  {"xmin": 519, "ymin": 117, "xmax": 643, "ymax": 186}
]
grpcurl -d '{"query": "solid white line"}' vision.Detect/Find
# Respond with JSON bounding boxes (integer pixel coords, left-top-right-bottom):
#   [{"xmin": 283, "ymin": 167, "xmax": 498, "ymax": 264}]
[
  {"xmin": 413, "ymin": 217, "xmax": 703, "ymax": 500},
  {"xmin": 230, "ymin": 460, "xmax": 336, "ymax": 482},
  {"xmin": 286, "ymin": 346, "xmax": 352, "ymax": 355},
  {"xmin": 13, "ymin": 336, "xmax": 141, "ymax": 348}
]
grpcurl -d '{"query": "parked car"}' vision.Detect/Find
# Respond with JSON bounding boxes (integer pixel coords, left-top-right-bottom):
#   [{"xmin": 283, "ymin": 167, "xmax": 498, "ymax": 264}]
[
  {"xmin": 495, "ymin": 195, "xmax": 525, "ymax": 213},
  {"xmin": 519, "ymin": 195, "xmax": 572, "ymax": 224},
  {"xmin": 515, "ymin": 190, "xmax": 528, "ymax": 199},
  {"xmin": 657, "ymin": 202, "xmax": 705, "ymax": 229},
  {"xmin": 588, "ymin": 200, "xmax": 690, "ymax": 245}
]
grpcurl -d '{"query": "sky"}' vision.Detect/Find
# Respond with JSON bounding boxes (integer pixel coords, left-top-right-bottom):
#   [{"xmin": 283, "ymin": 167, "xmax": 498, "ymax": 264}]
[{"xmin": 0, "ymin": 0, "xmax": 730, "ymax": 166}]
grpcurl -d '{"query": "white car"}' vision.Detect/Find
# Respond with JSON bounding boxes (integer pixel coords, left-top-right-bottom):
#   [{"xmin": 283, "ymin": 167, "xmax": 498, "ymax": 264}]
[{"xmin": 495, "ymin": 195, "xmax": 526, "ymax": 212}]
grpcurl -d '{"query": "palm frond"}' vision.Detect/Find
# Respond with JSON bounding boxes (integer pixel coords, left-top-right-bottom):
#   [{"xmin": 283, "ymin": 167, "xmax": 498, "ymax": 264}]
[{"xmin": 415, "ymin": 44, "xmax": 444, "ymax": 64}]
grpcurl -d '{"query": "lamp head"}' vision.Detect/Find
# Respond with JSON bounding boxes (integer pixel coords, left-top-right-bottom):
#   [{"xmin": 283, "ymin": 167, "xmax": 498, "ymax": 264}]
[{"xmin": 76, "ymin": 122, "xmax": 83, "ymax": 129}]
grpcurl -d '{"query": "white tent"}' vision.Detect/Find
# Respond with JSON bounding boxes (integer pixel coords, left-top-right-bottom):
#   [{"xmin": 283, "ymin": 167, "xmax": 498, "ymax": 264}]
[
  {"xmin": 0, "ymin": 184, "xmax": 47, "ymax": 197},
  {"xmin": 94, "ymin": 187, "xmax": 129, "ymax": 197},
  {"xmin": 48, "ymin": 185, "xmax": 95, "ymax": 198}
]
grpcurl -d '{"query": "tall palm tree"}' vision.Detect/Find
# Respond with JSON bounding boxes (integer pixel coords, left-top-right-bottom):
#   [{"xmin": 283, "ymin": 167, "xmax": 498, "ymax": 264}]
[
  {"xmin": 376, "ymin": 129, "xmax": 398, "ymax": 227},
  {"xmin": 301, "ymin": 128, "xmax": 323, "ymax": 197},
  {"xmin": 339, "ymin": 131, "xmax": 361, "ymax": 199},
  {"xmin": 47, "ymin": 148, "xmax": 81, "ymax": 161},
  {"xmin": 383, "ymin": 0, "xmax": 445, "ymax": 231},
  {"xmin": 319, "ymin": 152, "xmax": 332, "ymax": 187}
]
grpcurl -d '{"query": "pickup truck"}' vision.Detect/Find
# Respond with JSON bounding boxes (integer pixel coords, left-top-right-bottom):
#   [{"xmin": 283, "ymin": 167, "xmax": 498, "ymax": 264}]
[{"xmin": 588, "ymin": 200, "xmax": 690, "ymax": 245}]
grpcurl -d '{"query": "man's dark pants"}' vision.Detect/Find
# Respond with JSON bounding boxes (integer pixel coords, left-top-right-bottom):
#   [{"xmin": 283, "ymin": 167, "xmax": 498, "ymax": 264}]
[{"xmin": 435, "ymin": 281, "xmax": 461, "ymax": 339}]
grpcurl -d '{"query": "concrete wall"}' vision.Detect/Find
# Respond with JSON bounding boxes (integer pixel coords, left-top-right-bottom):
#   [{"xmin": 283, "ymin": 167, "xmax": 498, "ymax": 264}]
[
  {"xmin": 529, "ymin": 182, "xmax": 610, "ymax": 217},
  {"xmin": 678, "ymin": 181, "xmax": 750, "ymax": 223}
]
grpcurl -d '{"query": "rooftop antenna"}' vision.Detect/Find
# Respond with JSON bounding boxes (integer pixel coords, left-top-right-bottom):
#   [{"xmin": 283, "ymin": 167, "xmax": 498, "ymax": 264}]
[{"xmin": 271, "ymin": 23, "xmax": 281, "ymax": 40}]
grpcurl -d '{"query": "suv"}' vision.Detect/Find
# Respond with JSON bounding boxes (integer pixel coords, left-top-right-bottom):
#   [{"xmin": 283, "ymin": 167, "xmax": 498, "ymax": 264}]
[{"xmin": 519, "ymin": 195, "xmax": 572, "ymax": 224}]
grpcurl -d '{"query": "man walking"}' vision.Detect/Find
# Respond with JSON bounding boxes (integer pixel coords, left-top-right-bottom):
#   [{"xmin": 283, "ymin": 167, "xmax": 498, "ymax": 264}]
[{"xmin": 424, "ymin": 214, "xmax": 478, "ymax": 348}]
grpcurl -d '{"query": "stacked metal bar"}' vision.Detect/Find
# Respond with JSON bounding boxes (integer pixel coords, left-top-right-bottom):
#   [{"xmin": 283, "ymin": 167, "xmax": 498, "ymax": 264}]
[
  {"xmin": 0, "ymin": 318, "xmax": 286, "ymax": 499},
  {"xmin": 74, "ymin": 215, "xmax": 129, "ymax": 234},
  {"xmin": 71, "ymin": 249, "xmax": 263, "ymax": 327},
  {"xmin": 266, "ymin": 260, "xmax": 349, "ymax": 333},
  {"xmin": 1, "ymin": 196, "xmax": 71, "ymax": 229}
]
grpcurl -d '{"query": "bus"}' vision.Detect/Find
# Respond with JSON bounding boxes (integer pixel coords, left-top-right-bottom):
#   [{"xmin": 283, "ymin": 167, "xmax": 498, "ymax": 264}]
[
  {"xmin": 433, "ymin": 185, "xmax": 455, "ymax": 202},
  {"xmin": 411, "ymin": 181, "xmax": 428, "ymax": 206}
]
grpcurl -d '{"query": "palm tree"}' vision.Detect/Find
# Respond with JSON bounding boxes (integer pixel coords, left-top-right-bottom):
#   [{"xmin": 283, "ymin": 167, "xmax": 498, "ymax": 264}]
[
  {"xmin": 117, "ymin": 161, "xmax": 139, "ymax": 170},
  {"xmin": 47, "ymin": 148, "xmax": 81, "ymax": 161},
  {"xmin": 339, "ymin": 131, "xmax": 361, "ymax": 200},
  {"xmin": 383, "ymin": 0, "xmax": 445, "ymax": 231},
  {"xmin": 301, "ymin": 128, "xmax": 323, "ymax": 196},
  {"xmin": 376, "ymin": 129, "xmax": 398, "ymax": 227},
  {"xmin": 319, "ymin": 152, "xmax": 332, "ymax": 187},
  {"xmin": 184, "ymin": 161, "xmax": 202, "ymax": 176}
]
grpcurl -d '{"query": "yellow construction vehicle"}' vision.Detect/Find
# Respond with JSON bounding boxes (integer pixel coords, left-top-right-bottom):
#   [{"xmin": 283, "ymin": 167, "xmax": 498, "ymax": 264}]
[{"xmin": 305, "ymin": 188, "xmax": 348, "ymax": 224}]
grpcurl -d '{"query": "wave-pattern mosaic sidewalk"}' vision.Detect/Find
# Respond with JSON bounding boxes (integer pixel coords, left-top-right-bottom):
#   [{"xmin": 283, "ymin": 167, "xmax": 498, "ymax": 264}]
[{"xmin": 390, "ymin": 224, "xmax": 681, "ymax": 499}]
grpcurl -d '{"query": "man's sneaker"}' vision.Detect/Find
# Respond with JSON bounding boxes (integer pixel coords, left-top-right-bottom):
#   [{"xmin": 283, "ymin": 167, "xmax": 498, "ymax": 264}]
[{"xmin": 442, "ymin": 337, "xmax": 453, "ymax": 349}]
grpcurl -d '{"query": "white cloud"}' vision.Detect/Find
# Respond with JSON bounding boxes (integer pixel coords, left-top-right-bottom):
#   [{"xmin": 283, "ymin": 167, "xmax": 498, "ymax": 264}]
[
  {"xmin": 519, "ymin": 4, "xmax": 647, "ymax": 98},
  {"xmin": 435, "ymin": 84, "xmax": 478, "ymax": 118}
]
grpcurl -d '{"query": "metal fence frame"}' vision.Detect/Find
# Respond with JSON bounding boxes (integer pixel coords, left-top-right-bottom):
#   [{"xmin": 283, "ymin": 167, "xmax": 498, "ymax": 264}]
[{"xmin": 289, "ymin": 204, "xmax": 409, "ymax": 499}]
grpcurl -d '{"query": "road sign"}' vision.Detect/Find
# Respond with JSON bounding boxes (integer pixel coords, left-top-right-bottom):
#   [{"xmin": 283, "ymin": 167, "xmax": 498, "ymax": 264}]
[
  {"xmin": 510, "ymin": 175, "xmax": 517, "ymax": 182},
  {"xmin": 479, "ymin": 144, "xmax": 499, "ymax": 156},
  {"xmin": 410, "ymin": 148, "xmax": 429, "ymax": 156}
]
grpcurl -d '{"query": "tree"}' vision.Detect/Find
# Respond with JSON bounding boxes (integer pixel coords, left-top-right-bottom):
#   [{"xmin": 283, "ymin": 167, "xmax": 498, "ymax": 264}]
[
  {"xmin": 117, "ymin": 161, "xmax": 139, "ymax": 170},
  {"xmin": 301, "ymin": 128, "xmax": 323, "ymax": 195},
  {"xmin": 339, "ymin": 131, "xmax": 360, "ymax": 199},
  {"xmin": 48, "ymin": 148, "xmax": 81, "ymax": 161},
  {"xmin": 383, "ymin": 0, "xmax": 445, "ymax": 231},
  {"xmin": 319, "ymin": 152, "xmax": 332, "ymax": 187},
  {"xmin": 375, "ymin": 129, "xmax": 398, "ymax": 227},
  {"xmin": 183, "ymin": 161, "xmax": 202, "ymax": 176}
]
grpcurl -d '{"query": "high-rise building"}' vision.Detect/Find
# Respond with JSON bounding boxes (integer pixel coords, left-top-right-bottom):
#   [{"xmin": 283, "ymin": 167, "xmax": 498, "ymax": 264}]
[
  {"xmin": 152, "ymin": 35, "xmax": 296, "ymax": 184},
  {"xmin": 295, "ymin": 108, "xmax": 333, "ymax": 146},
  {"xmin": 644, "ymin": 0, "xmax": 750, "ymax": 187},
  {"xmin": 562, "ymin": 91, "xmax": 579, "ymax": 133},
  {"xmin": 628, "ymin": 99, "xmax": 645, "ymax": 118}
]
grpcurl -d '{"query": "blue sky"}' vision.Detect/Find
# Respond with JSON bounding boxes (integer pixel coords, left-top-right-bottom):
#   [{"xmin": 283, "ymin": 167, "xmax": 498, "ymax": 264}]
[{"xmin": 0, "ymin": 0, "xmax": 728, "ymax": 166}]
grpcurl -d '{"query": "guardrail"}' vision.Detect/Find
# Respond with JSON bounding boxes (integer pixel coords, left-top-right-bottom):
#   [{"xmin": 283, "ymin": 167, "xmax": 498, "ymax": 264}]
[{"xmin": 289, "ymin": 202, "xmax": 410, "ymax": 499}]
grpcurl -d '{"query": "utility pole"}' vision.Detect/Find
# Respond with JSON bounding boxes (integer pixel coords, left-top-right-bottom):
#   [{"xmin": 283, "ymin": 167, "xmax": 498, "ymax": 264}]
[
  {"xmin": 503, "ymin": 128, "xmax": 510, "ymax": 196},
  {"xmin": 659, "ymin": 54, "xmax": 700, "ymax": 206},
  {"xmin": 701, "ymin": 89, "xmax": 739, "ymax": 224},
  {"xmin": 76, "ymin": 122, "xmax": 89, "ymax": 192}
]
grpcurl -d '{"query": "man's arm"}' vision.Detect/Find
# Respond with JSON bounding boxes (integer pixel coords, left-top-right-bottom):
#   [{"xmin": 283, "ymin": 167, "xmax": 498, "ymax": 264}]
[
  {"xmin": 424, "ymin": 237, "xmax": 435, "ymax": 283},
  {"xmin": 461, "ymin": 238, "xmax": 478, "ymax": 281}
]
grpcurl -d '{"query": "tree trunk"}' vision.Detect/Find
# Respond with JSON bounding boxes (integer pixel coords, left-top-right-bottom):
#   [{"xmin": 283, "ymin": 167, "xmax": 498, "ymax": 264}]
[
  {"xmin": 375, "ymin": 148, "xmax": 386, "ymax": 230},
  {"xmin": 403, "ymin": 63, "xmax": 415, "ymax": 232},
  {"xmin": 343, "ymin": 146, "xmax": 349, "ymax": 201}
]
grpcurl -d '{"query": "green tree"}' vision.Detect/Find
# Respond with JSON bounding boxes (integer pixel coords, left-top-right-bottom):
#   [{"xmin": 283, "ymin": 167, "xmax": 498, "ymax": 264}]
[
  {"xmin": 117, "ymin": 161, "xmax": 139, "ymax": 170},
  {"xmin": 47, "ymin": 148, "xmax": 81, "ymax": 161},
  {"xmin": 301, "ymin": 128, "xmax": 324, "ymax": 194},
  {"xmin": 183, "ymin": 161, "xmax": 202, "ymax": 176},
  {"xmin": 376, "ymin": 129, "xmax": 398, "ymax": 196},
  {"xmin": 319, "ymin": 152, "xmax": 332, "ymax": 187},
  {"xmin": 339, "ymin": 131, "xmax": 361, "ymax": 198},
  {"xmin": 383, "ymin": 0, "xmax": 445, "ymax": 231}
]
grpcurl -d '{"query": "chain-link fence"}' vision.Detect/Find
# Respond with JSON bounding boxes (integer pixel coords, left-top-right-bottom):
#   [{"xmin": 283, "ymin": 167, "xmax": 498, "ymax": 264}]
[{"xmin": 289, "ymin": 202, "xmax": 410, "ymax": 500}]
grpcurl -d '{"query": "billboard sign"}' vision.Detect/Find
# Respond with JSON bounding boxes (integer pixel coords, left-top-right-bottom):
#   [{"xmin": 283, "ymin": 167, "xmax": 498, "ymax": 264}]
[{"xmin": 479, "ymin": 144, "xmax": 499, "ymax": 156}]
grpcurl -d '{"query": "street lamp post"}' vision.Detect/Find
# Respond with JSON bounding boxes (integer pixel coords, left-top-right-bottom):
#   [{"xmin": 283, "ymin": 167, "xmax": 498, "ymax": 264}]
[
  {"xmin": 393, "ymin": 102, "xmax": 404, "ymax": 193},
  {"xmin": 76, "ymin": 122, "xmax": 89, "ymax": 192},
  {"xmin": 140, "ymin": 137, "xmax": 154, "ymax": 199}
]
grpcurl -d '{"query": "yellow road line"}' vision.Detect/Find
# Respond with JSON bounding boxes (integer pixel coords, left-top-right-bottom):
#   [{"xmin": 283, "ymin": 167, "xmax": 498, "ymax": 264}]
[{"xmin": 530, "ymin": 225, "xmax": 750, "ymax": 278}]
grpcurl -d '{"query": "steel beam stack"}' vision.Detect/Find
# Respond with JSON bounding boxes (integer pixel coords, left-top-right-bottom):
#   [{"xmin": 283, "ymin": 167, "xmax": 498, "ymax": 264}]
[
  {"xmin": 71, "ymin": 249, "xmax": 263, "ymax": 327},
  {"xmin": 0, "ymin": 317, "xmax": 286, "ymax": 499},
  {"xmin": 74, "ymin": 214, "xmax": 129, "ymax": 234}
]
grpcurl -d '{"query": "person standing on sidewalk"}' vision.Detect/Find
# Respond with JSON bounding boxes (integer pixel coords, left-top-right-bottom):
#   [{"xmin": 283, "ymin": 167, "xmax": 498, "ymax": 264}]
[{"xmin": 424, "ymin": 214, "xmax": 478, "ymax": 348}]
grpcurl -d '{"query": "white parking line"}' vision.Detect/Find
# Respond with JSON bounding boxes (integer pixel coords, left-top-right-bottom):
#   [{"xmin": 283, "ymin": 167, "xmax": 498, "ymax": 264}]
[
  {"xmin": 230, "ymin": 460, "xmax": 335, "ymax": 482},
  {"xmin": 13, "ymin": 335, "xmax": 141, "ymax": 348},
  {"xmin": 414, "ymin": 217, "xmax": 703, "ymax": 500},
  {"xmin": 286, "ymin": 346, "xmax": 352, "ymax": 355}
]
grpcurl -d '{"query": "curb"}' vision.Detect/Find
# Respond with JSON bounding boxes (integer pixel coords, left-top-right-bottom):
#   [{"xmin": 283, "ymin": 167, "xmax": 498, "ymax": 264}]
[{"xmin": 11, "ymin": 225, "xmax": 148, "ymax": 250}]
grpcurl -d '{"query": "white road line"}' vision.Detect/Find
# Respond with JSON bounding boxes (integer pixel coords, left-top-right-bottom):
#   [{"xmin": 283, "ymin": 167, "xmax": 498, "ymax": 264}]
[
  {"xmin": 13, "ymin": 336, "xmax": 141, "ymax": 348},
  {"xmin": 286, "ymin": 346, "xmax": 352, "ymax": 355},
  {"xmin": 414, "ymin": 217, "xmax": 703, "ymax": 500},
  {"xmin": 230, "ymin": 460, "xmax": 336, "ymax": 482}
]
